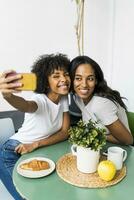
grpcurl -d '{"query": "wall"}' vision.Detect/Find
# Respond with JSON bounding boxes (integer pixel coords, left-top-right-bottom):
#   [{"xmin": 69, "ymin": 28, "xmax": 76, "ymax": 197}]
[
  {"xmin": 111, "ymin": 0, "xmax": 134, "ymax": 111},
  {"xmin": 0, "ymin": 0, "xmax": 134, "ymax": 111},
  {"xmin": 0, "ymin": 0, "xmax": 76, "ymax": 111}
]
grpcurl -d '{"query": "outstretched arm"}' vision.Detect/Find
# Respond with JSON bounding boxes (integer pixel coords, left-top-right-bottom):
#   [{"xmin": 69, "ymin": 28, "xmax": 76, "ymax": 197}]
[
  {"xmin": 15, "ymin": 112, "xmax": 70, "ymax": 154},
  {"xmin": 0, "ymin": 70, "xmax": 37, "ymax": 112},
  {"xmin": 106, "ymin": 119, "xmax": 133, "ymax": 145},
  {"xmin": 3, "ymin": 93, "xmax": 37, "ymax": 113}
]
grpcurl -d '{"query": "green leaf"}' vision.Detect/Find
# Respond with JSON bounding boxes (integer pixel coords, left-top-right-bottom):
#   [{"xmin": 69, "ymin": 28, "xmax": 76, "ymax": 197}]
[{"xmin": 68, "ymin": 119, "xmax": 106, "ymax": 151}]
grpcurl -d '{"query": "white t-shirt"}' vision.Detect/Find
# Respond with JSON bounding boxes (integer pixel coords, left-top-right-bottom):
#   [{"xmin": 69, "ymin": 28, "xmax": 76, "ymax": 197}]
[
  {"xmin": 74, "ymin": 95, "xmax": 130, "ymax": 134},
  {"xmin": 11, "ymin": 94, "xmax": 69, "ymax": 143}
]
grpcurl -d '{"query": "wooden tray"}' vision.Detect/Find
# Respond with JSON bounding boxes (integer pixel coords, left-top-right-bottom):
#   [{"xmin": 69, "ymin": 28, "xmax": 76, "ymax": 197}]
[{"xmin": 56, "ymin": 153, "xmax": 126, "ymax": 188}]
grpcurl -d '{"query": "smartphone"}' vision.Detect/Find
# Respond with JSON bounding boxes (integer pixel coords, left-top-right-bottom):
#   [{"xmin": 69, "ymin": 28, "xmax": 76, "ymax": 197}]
[{"xmin": 18, "ymin": 73, "xmax": 37, "ymax": 91}]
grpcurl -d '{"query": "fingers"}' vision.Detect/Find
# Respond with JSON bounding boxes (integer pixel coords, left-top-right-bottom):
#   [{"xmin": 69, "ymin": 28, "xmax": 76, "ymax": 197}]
[
  {"xmin": 0, "ymin": 69, "xmax": 16, "ymax": 76},
  {"xmin": 15, "ymin": 143, "xmax": 34, "ymax": 155},
  {"xmin": 15, "ymin": 144, "xmax": 22, "ymax": 154},
  {"xmin": 6, "ymin": 73, "xmax": 22, "ymax": 84},
  {"xmin": 2, "ymin": 71, "xmax": 22, "ymax": 84},
  {"xmin": 0, "ymin": 70, "xmax": 16, "ymax": 81},
  {"xmin": 15, "ymin": 144, "xmax": 27, "ymax": 155},
  {"xmin": 0, "ymin": 70, "xmax": 22, "ymax": 92},
  {"xmin": 0, "ymin": 82, "xmax": 22, "ymax": 90}
]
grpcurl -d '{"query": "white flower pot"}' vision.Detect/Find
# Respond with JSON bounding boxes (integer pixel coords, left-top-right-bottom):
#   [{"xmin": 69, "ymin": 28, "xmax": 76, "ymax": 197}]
[{"xmin": 71, "ymin": 145, "xmax": 100, "ymax": 173}]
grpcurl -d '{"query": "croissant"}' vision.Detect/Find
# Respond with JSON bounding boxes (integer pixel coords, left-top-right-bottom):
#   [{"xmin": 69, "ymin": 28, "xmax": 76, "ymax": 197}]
[{"xmin": 20, "ymin": 159, "xmax": 50, "ymax": 171}]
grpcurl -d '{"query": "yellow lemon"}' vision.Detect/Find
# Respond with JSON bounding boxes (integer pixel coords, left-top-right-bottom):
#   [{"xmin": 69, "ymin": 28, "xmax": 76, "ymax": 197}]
[{"xmin": 97, "ymin": 160, "xmax": 116, "ymax": 181}]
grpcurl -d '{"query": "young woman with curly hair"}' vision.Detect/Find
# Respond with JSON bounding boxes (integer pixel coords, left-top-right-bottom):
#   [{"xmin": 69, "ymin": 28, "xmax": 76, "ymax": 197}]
[{"xmin": 0, "ymin": 53, "xmax": 71, "ymax": 200}]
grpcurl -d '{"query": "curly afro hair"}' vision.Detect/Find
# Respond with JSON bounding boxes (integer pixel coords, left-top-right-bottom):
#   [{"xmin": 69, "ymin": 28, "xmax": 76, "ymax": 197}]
[{"xmin": 31, "ymin": 53, "xmax": 70, "ymax": 94}]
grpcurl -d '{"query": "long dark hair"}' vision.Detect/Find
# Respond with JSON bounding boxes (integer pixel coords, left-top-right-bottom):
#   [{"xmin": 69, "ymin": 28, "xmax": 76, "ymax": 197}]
[
  {"xmin": 69, "ymin": 55, "xmax": 127, "ymax": 110},
  {"xmin": 31, "ymin": 53, "xmax": 70, "ymax": 94}
]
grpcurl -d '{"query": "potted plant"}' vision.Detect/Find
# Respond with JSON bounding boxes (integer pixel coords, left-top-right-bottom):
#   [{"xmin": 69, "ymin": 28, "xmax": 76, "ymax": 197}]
[{"xmin": 68, "ymin": 119, "xmax": 106, "ymax": 173}]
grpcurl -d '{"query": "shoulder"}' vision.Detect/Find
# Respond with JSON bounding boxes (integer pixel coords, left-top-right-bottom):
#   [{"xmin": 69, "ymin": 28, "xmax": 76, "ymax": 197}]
[
  {"xmin": 60, "ymin": 96, "xmax": 69, "ymax": 112},
  {"xmin": 90, "ymin": 96, "xmax": 119, "ymax": 125},
  {"xmin": 30, "ymin": 93, "xmax": 48, "ymax": 110},
  {"xmin": 30, "ymin": 93, "xmax": 46, "ymax": 102},
  {"xmin": 60, "ymin": 96, "xmax": 68, "ymax": 104},
  {"xmin": 92, "ymin": 96, "xmax": 110, "ymax": 103},
  {"xmin": 91, "ymin": 96, "xmax": 117, "ymax": 109}
]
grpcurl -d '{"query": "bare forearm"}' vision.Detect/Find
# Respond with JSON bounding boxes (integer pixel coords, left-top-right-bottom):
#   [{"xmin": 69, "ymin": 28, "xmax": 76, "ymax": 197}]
[
  {"xmin": 106, "ymin": 120, "xmax": 133, "ymax": 145},
  {"xmin": 35, "ymin": 130, "xmax": 69, "ymax": 148},
  {"xmin": 3, "ymin": 93, "xmax": 31, "ymax": 112},
  {"xmin": 106, "ymin": 134, "xmax": 120, "ymax": 144},
  {"xmin": 15, "ymin": 131, "xmax": 69, "ymax": 155}
]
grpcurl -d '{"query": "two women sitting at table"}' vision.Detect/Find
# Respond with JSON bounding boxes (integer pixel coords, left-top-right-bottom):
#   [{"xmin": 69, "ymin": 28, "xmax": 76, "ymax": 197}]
[{"xmin": 0, "ymin": 54, "xmax": 133, "ymax": 200}]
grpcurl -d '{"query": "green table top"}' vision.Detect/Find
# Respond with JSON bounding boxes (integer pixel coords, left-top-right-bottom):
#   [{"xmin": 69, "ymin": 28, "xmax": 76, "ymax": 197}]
[{"xmin": 13, "ymin": 141, "xmax": 134, "ymax": 200}]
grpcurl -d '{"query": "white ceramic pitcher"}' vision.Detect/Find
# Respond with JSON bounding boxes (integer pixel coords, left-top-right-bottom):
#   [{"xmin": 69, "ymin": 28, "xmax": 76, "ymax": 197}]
[
  {"xmin": 71, "ymin": 145, "xmax": 100, "ymax": 173},
  {"xmin": 104, "ymin": 146, "xmax": 127, "ymax": 170}
]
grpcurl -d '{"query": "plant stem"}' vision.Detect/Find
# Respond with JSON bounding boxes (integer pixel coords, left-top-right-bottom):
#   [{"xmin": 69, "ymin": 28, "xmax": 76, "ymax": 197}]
[{"xmin": 74, "ymin": 0, "xmax": 85, "ymax": 55}]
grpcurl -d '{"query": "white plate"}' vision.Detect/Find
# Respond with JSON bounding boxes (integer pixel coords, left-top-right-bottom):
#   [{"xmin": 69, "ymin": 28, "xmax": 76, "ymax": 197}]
[{"xmin": 17, "ymin": 157, "xmax": 55, "ymax": 178}]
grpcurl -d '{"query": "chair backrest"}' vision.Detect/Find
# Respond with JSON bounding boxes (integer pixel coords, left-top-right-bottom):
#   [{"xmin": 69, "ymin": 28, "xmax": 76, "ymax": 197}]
[
  {"xmin": 126, "ymin": 111, "xmax": 134, "ymax": 137},
  {"xmin": 68, "ymin": 93, "xmax": 82, "ymax": 125},
  {"xmin": 0, "ymin": 118, "xmax": 15, "ymax": 145}
]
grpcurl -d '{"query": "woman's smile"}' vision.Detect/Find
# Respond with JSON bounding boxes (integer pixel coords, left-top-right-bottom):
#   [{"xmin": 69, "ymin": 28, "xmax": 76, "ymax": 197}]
[{"xmin": 78, "ymin": 89, "xmax": 89, "ymax": 95}]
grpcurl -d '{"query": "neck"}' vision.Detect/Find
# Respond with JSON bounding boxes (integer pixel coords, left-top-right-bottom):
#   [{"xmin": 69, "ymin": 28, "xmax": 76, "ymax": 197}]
[
  {"xmin": 47, "ymin": 93, "xmax": 61, "ymax": 104},
  {"xmin": 83, "ymin": 95, "xmax": 93, "ymax": 105}
]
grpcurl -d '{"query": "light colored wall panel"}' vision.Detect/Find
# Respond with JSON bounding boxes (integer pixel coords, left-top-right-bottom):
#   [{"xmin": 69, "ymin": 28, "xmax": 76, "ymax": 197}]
[{"xmin": 111, "ymin": 0, "xmax": 134, "ymax": 111}]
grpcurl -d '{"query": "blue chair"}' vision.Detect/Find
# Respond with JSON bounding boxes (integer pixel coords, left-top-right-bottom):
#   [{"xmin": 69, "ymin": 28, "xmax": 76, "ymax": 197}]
[
  {"xmin": 68, "ymin": 93, "xmax": 82, "ymax": 125},
  {"xmin": 0, "ymin": 118, "xmax": 15, "ymax": 200},
  {"xmin": 0, "ymin": 118, "xmax": 15, "ymax": 145}
]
